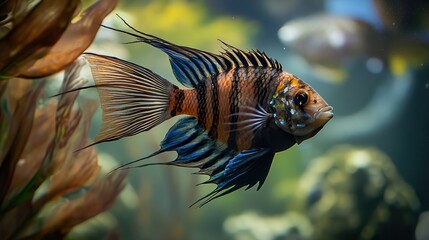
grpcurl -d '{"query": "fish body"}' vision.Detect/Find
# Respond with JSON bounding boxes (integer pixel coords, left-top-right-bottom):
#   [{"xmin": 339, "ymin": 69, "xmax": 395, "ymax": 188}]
[
  {"xmin": 83, "ymin": 19, "xmax": 333, "ymax": 205},
  {"xmin": 168, "ymin": 68, "xmax": 289, "ymax": 151}
]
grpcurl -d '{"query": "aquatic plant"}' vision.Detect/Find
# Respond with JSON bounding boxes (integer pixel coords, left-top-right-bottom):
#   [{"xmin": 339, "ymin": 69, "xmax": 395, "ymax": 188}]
[
  {"xmin": 0, "ymin": 1, "xmax": 126, "ymax": 239},
  {"xmin": 0, "ymin": 0, "xmax": 118, "ymax": 79},
  {"xmin": 0, "ymin": 59, "xmax": 126, "ymax": 239}
]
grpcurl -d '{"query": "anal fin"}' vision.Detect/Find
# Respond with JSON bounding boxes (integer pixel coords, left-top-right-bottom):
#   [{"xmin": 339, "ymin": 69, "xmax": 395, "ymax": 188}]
[{"xmin": 193, "ymin": 148, "xmax": 275, "ymax": 206}]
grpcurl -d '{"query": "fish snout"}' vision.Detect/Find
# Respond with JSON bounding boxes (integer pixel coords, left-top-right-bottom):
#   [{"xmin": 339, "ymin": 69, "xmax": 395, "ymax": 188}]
[{"xmin": 317, "ymin": 106, "xmax": 334, "ymax": 120}]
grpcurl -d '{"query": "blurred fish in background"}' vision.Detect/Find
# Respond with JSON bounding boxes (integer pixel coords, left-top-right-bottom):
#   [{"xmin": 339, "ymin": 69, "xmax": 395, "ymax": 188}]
[
  {"xmin": 278, "ymin": 0, "xmax": 429, "ymax": 83},
  {"xmin": 278, "ymin": 14, "xmax": 383, "ymax": 82}
]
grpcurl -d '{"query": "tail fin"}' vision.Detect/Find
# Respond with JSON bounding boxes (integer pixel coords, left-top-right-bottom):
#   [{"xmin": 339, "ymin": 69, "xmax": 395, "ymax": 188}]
[{"xmin": 82, "ymin": 53, "xmax": 175, "ymax": 145}]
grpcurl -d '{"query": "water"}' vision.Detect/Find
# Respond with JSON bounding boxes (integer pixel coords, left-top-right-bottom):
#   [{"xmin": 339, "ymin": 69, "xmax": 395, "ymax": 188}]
[{"xmin": 2, "ymin": 0, "xmax": 428, "ymax": 239}]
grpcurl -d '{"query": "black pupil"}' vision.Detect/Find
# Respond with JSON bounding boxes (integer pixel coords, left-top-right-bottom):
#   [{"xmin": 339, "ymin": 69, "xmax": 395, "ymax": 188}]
[{"xmin": 295, "ymin": 93, "xmax": 308, "ymax": 106}]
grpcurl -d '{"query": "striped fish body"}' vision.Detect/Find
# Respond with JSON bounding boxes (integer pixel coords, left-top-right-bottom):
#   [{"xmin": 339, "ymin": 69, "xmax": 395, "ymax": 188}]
[
  {"xmin": 168, "ymin": 68, "xmax": 294, "ymax": 151},
  {"xmin": 81, "ymin": 19, "xmax": 333, "ymax": 206}
]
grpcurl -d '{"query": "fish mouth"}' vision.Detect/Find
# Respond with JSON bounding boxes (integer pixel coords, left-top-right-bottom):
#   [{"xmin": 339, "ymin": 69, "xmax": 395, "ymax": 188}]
[
  {"xmin": 314, "ymin": 106, "xmax": 334, "ymax": 121},
  {"xmin": 293, "ymin": 106, "xmax": 333, "ymax": 143}
]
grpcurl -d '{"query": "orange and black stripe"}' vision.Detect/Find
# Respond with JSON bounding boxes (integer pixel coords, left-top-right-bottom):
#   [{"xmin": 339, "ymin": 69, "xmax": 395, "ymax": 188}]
[
  {"xmin": 196, "ymin": 83, "xmax": 207, "ymax": 128},
  {"xmin": 170, "ymin": 87, "xmax": 185, "ymax": 117},
  {"xmin": 209, "ymin": 75, "xmax": 220, "ymax": 138},
  {"xmin": 227, "ymin": 69, "xmax": 240, "ymax": 149}
]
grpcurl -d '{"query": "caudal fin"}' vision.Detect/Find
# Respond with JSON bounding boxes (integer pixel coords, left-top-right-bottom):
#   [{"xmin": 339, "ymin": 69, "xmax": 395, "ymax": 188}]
[{"xmin": 83, "ymin": 53, "xmax": 175, "ymax": 145}]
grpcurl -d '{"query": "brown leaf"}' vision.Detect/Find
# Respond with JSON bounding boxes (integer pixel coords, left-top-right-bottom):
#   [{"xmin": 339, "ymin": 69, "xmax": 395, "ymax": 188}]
[
  {"xmin": 0, "ymin": 80, "xmax": 7, "ymax": 96},
  {"xmin": 20, "ymin": 0, "xmax": 119, "ymax": 78},
  {"xmin": 0, "ymin": 0, "xmax": 13, "ymax": 20},
  {"xmin": 35, "ymin": 171, "xmax": 127, "ymax": 239},
  {"xmin": 37, "ymin": 99, "xmax": 100, "ymax": 207},
  {"xmin": 72, "ymin": 95, "xmax": 99, "ymax": 148},
  {"xmin": 4, "ymin": 77, "xmax": 32, "ymax": 113},
  {"xmin": 1, "ymin": 59, "xmax": 89, "ymax": 216},
  {"xmin": 0, "ymin": 81, "xmax": 44, "ymax": 208},
  {"xmin": 7, "ymin": 100, "xmax": 57, "ymax": 195},
  {"xmin": 0, "ymin": 0, "xmax": 15, "ymax": 37},
  {"xmin": 48, "ymin": 99, "xmax": 100, "ymax": 195},
  {"xmin": 35, "ymin": 145, "xmax": 100, "ymax": 210},
  {"xmin": 0, "ymin": 0, "xmax": 79, "ymax": 77},
  {"xmin": 54, "ymin": 58, "xmax": 88, "ymax": 147},
  {"xmin": 30, "ymin": 61, "xmax": 100, "ymax": 208},
  {"xmin": 0, "ymin": 198, "xmax": 32, "ymax": 239},
  {"xmin": 6, "ymin": 0, "xmax": 39, "ymax": 28}
]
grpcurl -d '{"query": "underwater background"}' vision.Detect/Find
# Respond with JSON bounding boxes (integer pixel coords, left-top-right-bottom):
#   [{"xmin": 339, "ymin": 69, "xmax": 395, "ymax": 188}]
[{"xmin": 0, "ymin": 0, "xmax": 428, "ymax": 239}]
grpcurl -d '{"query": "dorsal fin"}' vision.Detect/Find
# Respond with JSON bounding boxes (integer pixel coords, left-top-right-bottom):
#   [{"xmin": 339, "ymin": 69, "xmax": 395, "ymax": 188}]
[
  {"xmin": 104, "ymin": 15, "xmax": 282, "ymax": 88},
  {"xmin": 219, "ymin": 40, "xmax": 282, "ymax": 70}
]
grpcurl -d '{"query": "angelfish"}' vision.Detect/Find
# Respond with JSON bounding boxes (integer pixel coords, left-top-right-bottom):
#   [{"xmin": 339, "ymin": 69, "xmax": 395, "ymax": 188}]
[{"xmin": 81, "ymin": 19, "xmax": 333, "ymax": 206}]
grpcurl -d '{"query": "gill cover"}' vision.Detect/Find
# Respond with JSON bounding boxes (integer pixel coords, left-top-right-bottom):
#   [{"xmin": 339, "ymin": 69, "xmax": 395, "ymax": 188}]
[
  {"xmin": 270, "ymin": 85, "xmax": 311, "ymax": 133},
  {"xmin": 270, "ymin": 79, "xmax": 333, "ymax": 143}
]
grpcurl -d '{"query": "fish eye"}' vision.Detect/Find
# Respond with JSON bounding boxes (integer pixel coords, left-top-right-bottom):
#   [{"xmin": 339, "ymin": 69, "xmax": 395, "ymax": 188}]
[{"xmin": 294, "ymin": 91, "xmax": 309, "ymax": 107}]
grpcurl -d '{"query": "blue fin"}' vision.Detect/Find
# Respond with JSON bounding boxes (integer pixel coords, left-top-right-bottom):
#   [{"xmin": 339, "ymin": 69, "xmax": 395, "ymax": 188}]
[
  {"xmin": 102, "ymin": 15, "xmax": 282, "ymax": 88},
  {"xmin": 115, "ymin": 116, "xmax": 276, "ymax": 206},
  {"xmin": 193, "ymin": 148, "xmax": 275, "ymax": 206}
]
